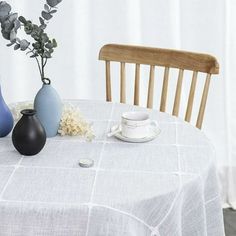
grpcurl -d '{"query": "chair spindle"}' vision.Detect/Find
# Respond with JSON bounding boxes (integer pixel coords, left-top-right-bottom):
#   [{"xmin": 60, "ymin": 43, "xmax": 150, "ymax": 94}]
[
  {"xmin": 185, "ymin": 71, "xmax": 198, "ymax": 122},
  {"xmin": 172, "ymin": 69, "xmax": 184, "ymax": 116},
  {"xmin": 147, "ymin": 65, "xmax": 155, "ymax": 108},
  {"xmin": 105, "ymin": 61, "xmax": 112, "ymax": 101},
  {"xmin": 134, "ymin": 64, "xmax": 140, "ymax": 105},
  {"xmin": 160, "ymin": 67, "xmax": 170, "ymax": 112},
  {"xmin": 196, "ymin": 74, "xmax": 211, "ymax": 129},
  {"xmin": 120, "ymin": 62, "xmax": 126, "ymax": 103}
]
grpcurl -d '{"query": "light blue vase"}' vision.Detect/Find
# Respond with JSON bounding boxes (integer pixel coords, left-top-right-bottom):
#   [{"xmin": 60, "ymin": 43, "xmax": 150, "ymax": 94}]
[
  {"xmin": 34, "ymin": 84, "xmax": 62, "ymax": 137},
  {"xmin": 0, "ymin": 84, "xmax": 14, "ymax": 137}
]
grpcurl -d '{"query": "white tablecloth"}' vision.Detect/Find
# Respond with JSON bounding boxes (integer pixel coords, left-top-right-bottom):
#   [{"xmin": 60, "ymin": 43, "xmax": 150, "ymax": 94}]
[{"xmin": 0, "ymin": 100, "xmax": 224, "ymax": 236}]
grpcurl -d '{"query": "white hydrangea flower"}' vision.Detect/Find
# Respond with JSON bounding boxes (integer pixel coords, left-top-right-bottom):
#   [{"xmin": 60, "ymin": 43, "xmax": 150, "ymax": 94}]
[{"xmin": 58, "ymin": 103, "xmax": 95, "ymax": 140}]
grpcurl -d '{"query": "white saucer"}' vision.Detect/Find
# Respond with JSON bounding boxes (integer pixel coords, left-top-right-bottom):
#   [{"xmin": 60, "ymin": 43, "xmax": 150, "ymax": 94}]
[{"xmin": 110, "ymin": 124, "xmax": 161, "ymax": 143}]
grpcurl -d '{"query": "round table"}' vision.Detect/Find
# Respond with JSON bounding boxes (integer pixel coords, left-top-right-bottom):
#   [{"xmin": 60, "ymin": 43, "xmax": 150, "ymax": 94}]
[{"xmin": 0, "ymin": 100, "xmax": 224, "ymax": 236}]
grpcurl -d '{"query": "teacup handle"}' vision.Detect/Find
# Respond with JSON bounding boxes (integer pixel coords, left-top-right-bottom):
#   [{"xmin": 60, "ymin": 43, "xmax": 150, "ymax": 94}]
[{"xmin": 150, "ymin": 120, "xmax": 160, "ymax": 133}]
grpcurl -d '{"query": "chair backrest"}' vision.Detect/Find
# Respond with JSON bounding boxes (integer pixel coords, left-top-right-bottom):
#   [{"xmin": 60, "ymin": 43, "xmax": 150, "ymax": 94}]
[{"xmin": 99, "ymin": 44, "xmax": 219, "ymax": 129}]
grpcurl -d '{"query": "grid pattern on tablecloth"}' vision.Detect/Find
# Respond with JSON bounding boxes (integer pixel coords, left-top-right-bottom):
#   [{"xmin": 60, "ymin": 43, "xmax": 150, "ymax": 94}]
[{"xmin": 0, "ymin": 100, "xmax": 224, "ymax": 236}]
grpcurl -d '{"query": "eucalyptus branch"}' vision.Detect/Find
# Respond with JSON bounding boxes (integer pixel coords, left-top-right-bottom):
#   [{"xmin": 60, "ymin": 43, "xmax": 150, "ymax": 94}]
[
  {"xmin": 41, "ymin": 56, "xmax": 45, "ymax": 79},
  {"xmin": 27, "ymin": 47, "xmax": 43, "ymax": 80},
  {"xmin": 36, "ymin": 56, "xmax": 43, "ymax": 80},
  {"xmin": 43, "ymin": 58, "xmax": 48, "ymax": 67},
  {"xmin": 28, "ymin": 47, "xmax": 42, "ymax": 74},
  {"xmin": 0, "ymin": 0, "xmax": 62, "ymax": 83}
]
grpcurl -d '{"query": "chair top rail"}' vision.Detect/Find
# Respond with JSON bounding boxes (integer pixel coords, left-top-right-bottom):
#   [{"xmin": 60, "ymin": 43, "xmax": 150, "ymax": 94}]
[{"xmin": 99, "ymin": 44, "xmax": 219, "ymax": 74}]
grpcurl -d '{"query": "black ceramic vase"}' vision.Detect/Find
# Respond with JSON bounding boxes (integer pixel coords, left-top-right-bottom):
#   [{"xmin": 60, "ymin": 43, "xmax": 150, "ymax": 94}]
[{"xmin": 12, "ymin": 109, "xmax": 46, "ymax": 156}]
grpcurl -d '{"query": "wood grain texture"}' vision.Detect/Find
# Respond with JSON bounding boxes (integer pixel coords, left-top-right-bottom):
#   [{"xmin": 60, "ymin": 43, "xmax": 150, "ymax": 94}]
[
  {"xmin": 120, "ymin": 62, "xmax": 126, "ymax": 103},
  {"xmin": 134, "ymin": 64, "xmax": 140, "ymax": 105},
  {"xmin": 105, "ymin": 61, "xmax": 112, "ymax": 101},
  {"xmin": 196, "ymin": 74, "xmax": 211, "ymax": 129},
  {"xmin": 172, "ymin": 69, "xmax": 184, "ymax": 116},
  {"xmin": 99, "ymin": 44, "xmax": 219, "ymax": 74},
  {"xmin": 185, "ymin": 71, "xmax": 198, "ymax": 122},
  {"xmin": 160, "ymin": 67, "xmax": 170, "ymax": 112},
  {"xmin": 147, "ymin": 65, "xmax": 155, "ymax": 108}
]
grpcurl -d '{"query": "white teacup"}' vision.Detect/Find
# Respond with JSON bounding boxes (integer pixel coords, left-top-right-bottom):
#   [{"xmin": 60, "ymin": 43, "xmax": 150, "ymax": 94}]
[{"xmin": 121, "ymin": 111, "xmax": 158, "ymax": 139}]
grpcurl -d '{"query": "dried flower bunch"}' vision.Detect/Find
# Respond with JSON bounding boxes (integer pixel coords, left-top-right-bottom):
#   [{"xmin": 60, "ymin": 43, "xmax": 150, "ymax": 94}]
[
  {"xmin": 0, "ymin": 0, "xmax": 63, "ymax": 84},
  {"xmin": 58, "ymin": 104, "xmax": 95, "ymax": 141},
  {"xmin": 10, "ymin": 102, "xmax": 95, "ymax": 141}
]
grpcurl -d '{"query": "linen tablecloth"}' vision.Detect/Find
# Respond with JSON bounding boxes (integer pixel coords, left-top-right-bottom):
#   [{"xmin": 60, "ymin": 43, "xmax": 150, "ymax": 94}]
[{"xmin": 0, "ymin": 100, "xmax": 224, "ymax": 236}]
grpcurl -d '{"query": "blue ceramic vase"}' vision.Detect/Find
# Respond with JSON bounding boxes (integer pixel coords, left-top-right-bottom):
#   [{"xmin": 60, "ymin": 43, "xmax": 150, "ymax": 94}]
[
  {"xmin": 0, "ymin": 84, "xmax": 14, "ymax": 137},
  {"xmin": 34, "ymin": 84, "xmax": 62, "ymax": 137}
]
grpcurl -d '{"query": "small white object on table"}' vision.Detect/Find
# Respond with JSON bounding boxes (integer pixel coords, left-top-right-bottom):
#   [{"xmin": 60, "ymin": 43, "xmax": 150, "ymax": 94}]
[{"xmin": 0, "ymin": 100, "xmax": 224, "ymax": 236}]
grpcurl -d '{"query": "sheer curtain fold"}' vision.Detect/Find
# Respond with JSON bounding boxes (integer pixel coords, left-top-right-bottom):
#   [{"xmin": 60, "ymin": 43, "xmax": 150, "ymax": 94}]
[
  {"xmin": 225, "ymin": 0, "xmax": 236, "ymax": 209},
  {"xmin": 0, "ymin": 0, "xmax": 235, "ymax": 207}
]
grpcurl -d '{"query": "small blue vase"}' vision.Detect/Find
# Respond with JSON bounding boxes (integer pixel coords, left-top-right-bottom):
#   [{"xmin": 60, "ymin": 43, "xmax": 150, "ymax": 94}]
[
  {"xmin": 0, "ymin": 84, "xmax": 14, "ymax": 137},
  {"xmin": 34, "ymin": 84, "xmax": 62, "ymax": 137}
]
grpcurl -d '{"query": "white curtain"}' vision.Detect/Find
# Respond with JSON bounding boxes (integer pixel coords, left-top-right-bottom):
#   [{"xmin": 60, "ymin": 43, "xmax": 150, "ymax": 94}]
[{"xmin": 0, "ymin": 0, "xmax": 235, "ymax": 208}]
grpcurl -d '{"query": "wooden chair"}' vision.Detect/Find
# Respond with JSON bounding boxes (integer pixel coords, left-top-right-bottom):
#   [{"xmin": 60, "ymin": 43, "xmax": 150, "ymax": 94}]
[{"xmin": 99, "ymin": 44, "xmax": 219, "ymax": 129}]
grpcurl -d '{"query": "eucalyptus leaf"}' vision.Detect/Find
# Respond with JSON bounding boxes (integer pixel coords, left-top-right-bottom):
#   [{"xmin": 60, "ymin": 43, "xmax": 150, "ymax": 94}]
[
  {"xmin": 52, "ymin": 38, "xmax": 57, "ymax": 47},
  {"xmin": 45, "ymin": 42, "xmax": 53, "ymax": 49},
  {"xmin": 0, "ymin": 1, "xmax": 11, "ymax": 19},
  {"xmin": 50, "ymin": 10, "xmax": 57, "ymax": 14},
  {"xmin": 10, "ymin": 37, "xmax": 16, "ymax": 43},
  {"xmin": 32, "ymin": 24, "xmax": 39, "ymax": 30},
  {"xmin": 2, "ymin": 22, "xmax": 13, "ymax": 33},
  {"xmin": 0, "ymin": 14, "xmax": 7, "ymax": 24},
  {"xmin": 2, "ymin": 13, "xmax": 18, "ymax": 32},
  {"xmin": 6, "ymin": 41, "xmax": 14, "ymax": 46},
  {"xmin": 43, "ymin": 51, "xmax": 51, "ymax": 58},
  {"xmin": 46, "ymin": 0, "xmax": 62, "ymax": 8},
  {"xmin": 39, "ymin": 24, "xmax": 46, "ymax": 30},
  {"xmin": 32, "ymin": 42, "xmax": 40, "ymax": 49},
  {"xmin": 39, "ymin": 17, "xmax": 44, "ymax": 25},
  {"xmin": 18, "ymin": 16, "xmax": 26, "ymax": 24},
  {"xmin": 13, "ymin": 19, "xmax": 20, "ymax": 30},
  {"xmin": 31, "ymin": 32, "xmax": 40, "ymax": 41},
  {"xmin": 16, "ymin": 37, "xmax": 21, "ymax": 43},
  {"xmin": 1, "ymin": 30, "xmax": 10, "ymax": 39},
  {"xmin": 20, "ymin": 39, "xmax": 30, "ymax": 50},
  {"xmin": 36, "ymin": 48, "xmax": 43, "ymax": 54},
  {"xmin": 44, "ymin": 4, "xmax": 50, "ymax": 12},
  {"xmin": 30, "ymin": 54, "xmax": 38, "ymax": 58},
  {"xmin": 9, "ymin": 29, "xmax": 16, "ymax": 41},
  {"xmin": 14, "ymin": 43, "xmax": 20, "ymax": 50},
  {"xmin": 41, "ymin": 11, "xmax": 52, "ymax": 20},
  {"xmin": 41, "ymin": 32, "xmax": 49, "ymax": 43},
  {"xmin": 8, "ymin": 12, "xmax": 17, "ymax": 21},
  {"xmin": 24, "ymin": 23, "xmax": 33, "ymax": 34},
  {"xmin": 2, "ymin": 22, "xmax": 12, "ymax": 32}
]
